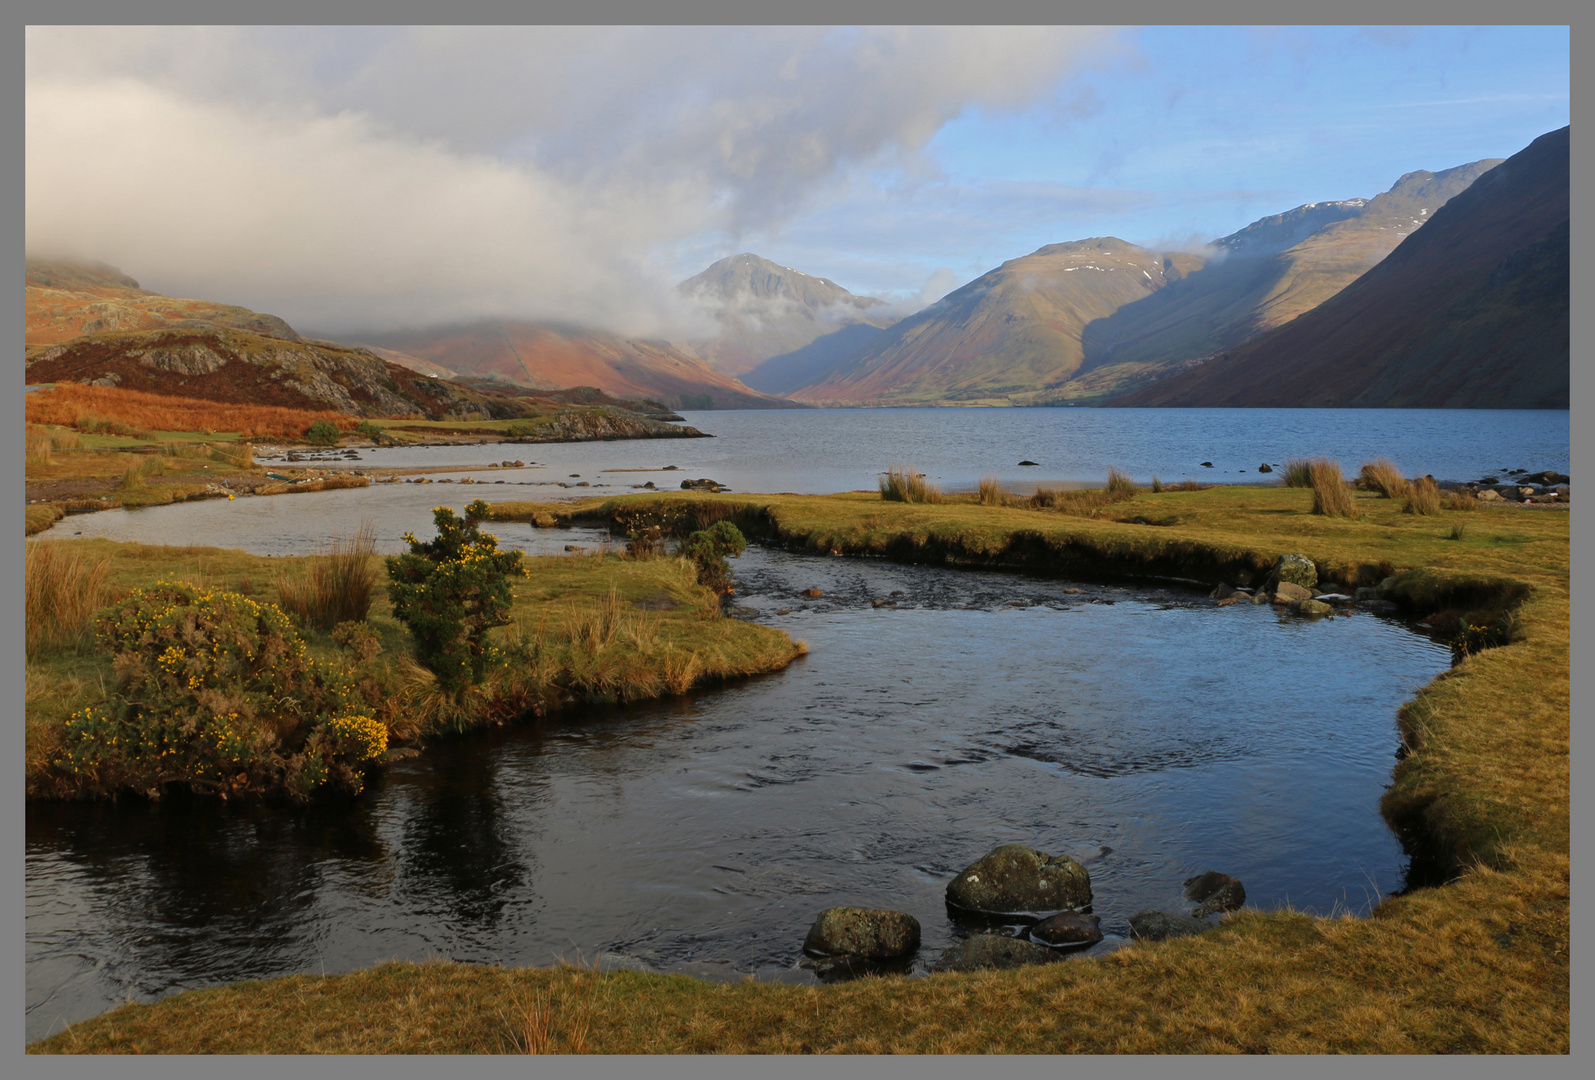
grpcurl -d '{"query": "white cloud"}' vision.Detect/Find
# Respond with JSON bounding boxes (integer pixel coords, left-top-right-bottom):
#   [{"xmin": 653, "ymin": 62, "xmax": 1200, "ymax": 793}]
[{"xmin": 26, "ymin": 26, "xmax": 1117, "ymax": 335}]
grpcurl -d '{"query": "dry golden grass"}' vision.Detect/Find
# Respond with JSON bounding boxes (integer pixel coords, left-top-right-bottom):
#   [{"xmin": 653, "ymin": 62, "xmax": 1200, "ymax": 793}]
[
  {"xmin": 31, "ymin": 488, "xmax": 1567, "ymax": 1054},
  {"xmin": 1358, "ymin": 457, "xmax": 1410, "ymax": 499},
  {"xmin": 1404, "ymin": 476, "xmax": 1442, "ymax": 516},
  {"xmin": 26, "ymin": 382, "xmax": 357, "ymax": 441},
  {"xmin": 976, "ymin": 475, "xmax": 1009, "ymax": 506},
  {"xmin": 276, "ymin": 521, "xmax": 380, "ymax": 632},
  {"xmin": 25, "ymin": 542, "xmax": 113, "ymax": 658},
  {"xmin": 1106, "ymin": 467, "xmax": 1136, "ymax": 495},
  {"xmin": 879, "ymin": 464, "xmax": 941, "ymax": 504},
  {"xmin": 1307, "ymin": 459, "xmax": 1356, "ymax": 518}
]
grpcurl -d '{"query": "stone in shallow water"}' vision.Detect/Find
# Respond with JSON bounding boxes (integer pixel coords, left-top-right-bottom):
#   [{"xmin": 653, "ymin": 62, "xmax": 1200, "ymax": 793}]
[
  {"xmin": 945, "ymin": 843, "xmax": 1092, "ymax": 916},
  {"xmin": 1183, "ymin": 871, "xmax": 1246, "ymax": 916},
  {"xmin": 1267, "ymin": 553, "xmax": 1318, "ymax": 590},
  {"xmin": 1129, "ymin": 910, "xmax": 1211, "ymax": 941},
  {"xmin": 931, "ymin": 933, "xmax": 1060, "ymax": 973},
  {"xmin": 802, "ymin": 907, "xmax": 920, "ymax": 960},
  {"xmin": 1029, "ymin": 911, "xmax": 1103, "ymax": 948}
]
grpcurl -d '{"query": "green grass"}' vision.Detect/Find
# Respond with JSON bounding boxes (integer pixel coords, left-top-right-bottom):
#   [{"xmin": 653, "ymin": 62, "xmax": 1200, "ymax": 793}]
[{"xmin": 29, "ymin": 486, "xmax": 1568, "ymax": 1054}]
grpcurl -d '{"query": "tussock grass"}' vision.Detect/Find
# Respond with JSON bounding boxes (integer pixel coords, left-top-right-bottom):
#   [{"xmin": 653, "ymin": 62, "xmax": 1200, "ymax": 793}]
[
  {"xmin": 26, "ymin": 504, "xmax": 65, "ymax": 535},
  {"xmin": 1306, "ymin": 459, "xmax": 1356, "ymax": 518},
  {"xmin": 1282, "ymin": 458, "xmax": 1315, "ymax": 488},
  {"xmin": 1106, "ymin": 467, "xmax": 1136, "ymax": 496},
  {"xmin": 879, "ymin": 464, "xmax": 941, "ymax": 504},
  {"xmin": 25, "ymin": 542, "xmax": 113, "ymax": 658},
  {"xmin": 276, "ymin": 521, "xmax": 379, "ymax": 632},
  {"xmin": 1358, "ymin": 458, "xmax": 1410, "ymax": 499},
  {"xmin": 1403, "ymin": 476, "xmax": 1442, "ymax": 516},
  {"xmin": 1028, "ymin": 486, "xmax": 1134, "ymax": 516},
  {"xmin": 976, "ymin": 475, "xmax": 1009, "ymax": 507},
  {"xmin": 1444, "ymin": 490, "xmax": 1479, "ymax": 512}
]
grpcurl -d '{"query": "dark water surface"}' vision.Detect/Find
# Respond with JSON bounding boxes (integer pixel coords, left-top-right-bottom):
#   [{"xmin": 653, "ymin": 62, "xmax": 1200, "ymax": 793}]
[{"xmin": 26, "ymin": 541, "xmax": 1452, "ymax": 1042}]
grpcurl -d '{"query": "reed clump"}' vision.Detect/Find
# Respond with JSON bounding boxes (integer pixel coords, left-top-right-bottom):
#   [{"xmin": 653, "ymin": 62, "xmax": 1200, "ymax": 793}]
[
  {"xmin": 1304, "ymin": 458, "xmax": 1356, "ymax": 518},
  {"xmin": 879, "ymin": 465, "xmax": 941, "ymax": 504},
  {"xmin": 1282, "ymin": 458, "xmax": 1315, "ymax": 488},
  {"xmin": 1028, "ymin": 485, "xmax": 1135, "ymax": 516},
  {"xmin": 1403, "ymin": 476, "xmax": 1442, "ymax": 516},
  {"xmin": 1358, "ymin": 457, "xmax": 1410, "ymax": 499},
  {"xmin": 25, "ymin": 542, "xmax": 113, "ymax": 658},
  {"xmin": 1444, "ymin": 489, "xmax": 1479, "ymax": 511},
  {"xmin": 1106, "ymin": 467, "xmax": 1137, "ymax": 496},
  {"xmin": 976, "ymin": 475, "xmax": 1010, "ymax": 506},
  {"xmin": 276, "ymin": 521, "xmax": 379, "ymax": 632}
]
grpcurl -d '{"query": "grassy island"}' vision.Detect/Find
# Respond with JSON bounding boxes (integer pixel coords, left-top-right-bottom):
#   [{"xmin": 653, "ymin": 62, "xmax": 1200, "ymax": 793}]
[{"xmin": 29, "ymin": 483, "xmax": 1568, "ymax": 1054}]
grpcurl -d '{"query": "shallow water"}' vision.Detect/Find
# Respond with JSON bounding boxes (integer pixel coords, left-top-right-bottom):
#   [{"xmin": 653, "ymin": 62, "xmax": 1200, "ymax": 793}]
[{"xmin": 26, "ymin": 540, "xmax": 1452, "ymax": 1042}]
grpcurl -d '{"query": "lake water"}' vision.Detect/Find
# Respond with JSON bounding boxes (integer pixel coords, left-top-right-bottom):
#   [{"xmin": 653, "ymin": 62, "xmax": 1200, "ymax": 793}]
[{"xmin": 25, "ymin": 540, "xmax": 1451, "ymax": 1042}]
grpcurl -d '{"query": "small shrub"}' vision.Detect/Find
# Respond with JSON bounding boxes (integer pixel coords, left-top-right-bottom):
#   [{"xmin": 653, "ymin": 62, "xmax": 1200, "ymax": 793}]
[
  {"xmin": 880, "ymin": 465, "xmax": 941, "ymax": 504},
  {"xmin": 305, "ymin": 419, "xmax": 342, "ymax": 446},
  {"xmin": 25, "ymin": 542, "xmax": 113, "ymax": 658},
  {"xmin": 1150, "ymin": 475, "xmax": 1163, "ymax": 493},
  {"xmin": 1403, "ymin": 476, "xmax": 1442, "ymax": 516},
  {"xmin": 357, "ymin": 420, "xmax": 384, "ymax": 440},
  {"xmin": 1107, "ymin": 467, "xmax": 1137, "ymax": 496},
  {"xmin": 678, "ymin": 520, "xmax": 748, "ymax": 595},
  {"xmin": 277, "ymin": 521, "xmax": 379, "ymax": 632},
  {"xmin": 1358, "ymin": 458, "xmax": 1410, "ymax": 499},
  {"xmin": 387, "ymin": 500, "xmax": 525, "ymax": 695},
  {"xmin": 1306, "ymin": 458, "xmax": 1356, "ymax": 517},
  {"xmin": 977, "ymin": 476, "xmax": 1009, "ymax": 506},
  {"xmin": 625, "ymin": 524, "xmax": 666, "ymax": 559}
]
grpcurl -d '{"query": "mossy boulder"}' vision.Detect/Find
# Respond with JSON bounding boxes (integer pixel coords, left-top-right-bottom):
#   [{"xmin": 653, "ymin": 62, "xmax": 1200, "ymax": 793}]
[
  {"xmin": 1266, "ymin": 553, "xmax": 1318, "ymax": 591},
  {"xmin": 802, "ymin": 907, "xmax": 921, "ymax": 960},
  {"xmin": 945, "ymin": 843, "xmax": 1092, "ymax": 916},
  {"xmin": 931, "ymin": 934, "xmax": 1060, "ymax": 973},
  {"xmin": 1183, "ymin": 871, "xmax": 1246, "ymax": 916},
  {"xmin": 1029, "ymin": 911, "xmax": 1103, "ymax": 948}
]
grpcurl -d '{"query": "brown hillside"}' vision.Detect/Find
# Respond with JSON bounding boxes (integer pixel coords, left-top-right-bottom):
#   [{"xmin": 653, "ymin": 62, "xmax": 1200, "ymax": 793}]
[
  {"xmin": 354, "ymin": 321, "xmax": 795, "ymax": 410},
  {"xmin": 1111, "ymin": 126, "xmax": 1568, "ymax": 409}
]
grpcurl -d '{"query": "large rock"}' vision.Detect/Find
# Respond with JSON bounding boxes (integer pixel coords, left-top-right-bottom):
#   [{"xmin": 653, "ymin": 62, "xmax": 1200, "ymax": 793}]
[
  {"xmin": 1029, "ymin": 911, "xmax": 1103, "ymax": 948},
  {"xmin": 1128, "ymin": 910, "xmax": 1211, "ymax": 941},
  {"xmin": 1266, "ymin": 553, "xmax": 1318, "ymax": 591},
  {"xmin": 931, "ymin": 934, "xmax": 1060, "ymax": 973},
  {"xmin": 1290, "ymin": 598, "xmax": 1334, "ymax": 616},
  {"xmin": 1182, "ymin": 871, "xmax": 1246, "ymax": 916},
  {"xmin": 945, "ymin": 844, "xmax": 1092, "ymax": 916},
  {"xmin": 802, "ymin": 907, "xmax": 921, "ymax": 960},
  {"xmin": 1273, "ymin": 581, "xmax": 1313, "ymax": 603}
]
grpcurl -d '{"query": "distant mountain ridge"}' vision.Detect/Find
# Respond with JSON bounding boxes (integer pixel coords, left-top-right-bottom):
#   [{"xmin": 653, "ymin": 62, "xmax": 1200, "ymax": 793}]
[
  {"xmin": 1110, "ymin": 126, "xmax": 1568, "ymax": 408},
  {"xmin": 780, "ymin": 156, "xmax": 1501, "ymax": 406},
  {"xmin": 678, "ymin": 252, "xmax": 898, "ymax": 379}
]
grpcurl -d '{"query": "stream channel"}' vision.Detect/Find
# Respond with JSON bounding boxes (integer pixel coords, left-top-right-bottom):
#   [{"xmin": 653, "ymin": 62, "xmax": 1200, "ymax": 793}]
[{"xmin": 28, "ymin": 484, "xmax": 1454, "ymax": 1042}]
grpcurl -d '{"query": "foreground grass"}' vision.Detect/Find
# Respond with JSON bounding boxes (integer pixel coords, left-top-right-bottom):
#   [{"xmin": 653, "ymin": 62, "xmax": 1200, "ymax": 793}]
[
  {"xmin": 23, "ymin": 538, "xmax": 804, "ymax": 799},
  {"xmin": 31, "ymin": 485, "xmax": 1568, "ymax": 1053}
]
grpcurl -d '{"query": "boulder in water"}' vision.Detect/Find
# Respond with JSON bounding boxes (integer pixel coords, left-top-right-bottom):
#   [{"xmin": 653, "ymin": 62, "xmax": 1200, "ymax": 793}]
[
  {"xmin": 1029, "ymin": 911, "xmax": 1103, "ymax": 948},
  {"xmin": 1128, "ymin": 910, "xmax": 1211, "ymax": 941},
  {"xmin": 931, "ymin": 934, "xmax": 1060, "ymax": 973},
  {"xmin": 802, "ymin": 907, "xmax": 921, "ymax": 960},
  {"xmin": 1182, "ymin": 871, "xmax": 1246, "ymax": 916},
  {"xmin": 945, "ymin": 843, "xmax": 1092, "ymax": 916}
]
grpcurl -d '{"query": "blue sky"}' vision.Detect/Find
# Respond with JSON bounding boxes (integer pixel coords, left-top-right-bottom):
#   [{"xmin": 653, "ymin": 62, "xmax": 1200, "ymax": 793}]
[
  {"xmin": 727, "ymin": 26, "xmax": 1570, "ymax": 304},
  {"xmin": 27, "ymin": 25, "xmax": 1570, "ymax": 333}
]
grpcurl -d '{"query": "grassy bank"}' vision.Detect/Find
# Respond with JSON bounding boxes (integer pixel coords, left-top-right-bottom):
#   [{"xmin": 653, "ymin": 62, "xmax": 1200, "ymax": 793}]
[
  {"xmin": 31, "ymin": 485, "xmax": 1568, "ymax": 1053},
  {"xmin": 24, "ymin": 537, "xmax": 805, "ymax": 800}
]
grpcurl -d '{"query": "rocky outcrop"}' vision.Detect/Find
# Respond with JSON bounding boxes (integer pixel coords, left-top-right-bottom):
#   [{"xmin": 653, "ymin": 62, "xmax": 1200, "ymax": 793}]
[
  {"xmin": 802, "ymin": 907, "xmax": 921, "ymax": 960},
  {"xmin": 945, "ymin": 844, "xmax": 1092, "ymax": 916}
]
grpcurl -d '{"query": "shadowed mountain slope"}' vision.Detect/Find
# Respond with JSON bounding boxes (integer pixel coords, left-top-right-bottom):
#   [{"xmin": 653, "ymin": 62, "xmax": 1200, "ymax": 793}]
[{"xmin": 1110, "ymin": 126, "xmax": 1568, "ymax": 409}]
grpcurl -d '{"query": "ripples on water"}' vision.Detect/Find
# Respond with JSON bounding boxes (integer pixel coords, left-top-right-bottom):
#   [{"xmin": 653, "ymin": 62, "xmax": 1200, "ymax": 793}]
[{"xmin": 27, "ymin": 537, "xmax": 1453, "ymax": 1041}]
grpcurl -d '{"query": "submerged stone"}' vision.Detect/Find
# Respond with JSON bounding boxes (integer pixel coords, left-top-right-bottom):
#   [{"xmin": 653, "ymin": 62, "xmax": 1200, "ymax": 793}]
[
  {"xmin": 945, "ymin": 843, "xmax": 1092, "ymax": 916},
  {"xmin": 1182, "ymin": 871, "xmax": 1246, "ymax": 916},
  {"xmin": 1128, "ymin": 910, "xmax": 1211, "ymax": 941},
  {"xmin": 931, "ymin": 933, "xmax": 1060, "ymax": 973},
  {"xmin": 1029, "ymin": 911, "xmax": 1103, "ymax": 948},
  {"xmin": 802, "ymin": 907, "xmax": 921, "ymax": 960}
]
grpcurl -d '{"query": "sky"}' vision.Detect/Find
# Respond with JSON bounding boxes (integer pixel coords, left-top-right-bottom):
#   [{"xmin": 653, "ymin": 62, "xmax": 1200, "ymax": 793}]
[{"xmin": 25, "ymin": 25, "xmax": 1569, "ymax": 338}]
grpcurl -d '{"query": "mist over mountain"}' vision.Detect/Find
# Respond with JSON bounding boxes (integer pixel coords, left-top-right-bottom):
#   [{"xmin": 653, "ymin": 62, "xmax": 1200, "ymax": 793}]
[
  {"xmin": 1110, "ymin": 126, "xmax": 1568, "ymax": 409},
  {"xmin": 678, "ymin": 253, "xmax": 898, "ymax": 378}
]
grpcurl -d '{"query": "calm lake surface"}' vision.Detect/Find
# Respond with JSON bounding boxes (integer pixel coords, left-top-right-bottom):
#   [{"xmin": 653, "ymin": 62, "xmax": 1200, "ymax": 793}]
[{"xmin": 29, "ymin": 406, "xmax": 1523, "ymax": 1041}]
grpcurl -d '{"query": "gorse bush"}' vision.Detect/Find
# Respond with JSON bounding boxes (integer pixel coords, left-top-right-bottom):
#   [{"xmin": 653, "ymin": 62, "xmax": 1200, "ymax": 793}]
[
  {"xmin": 278, "ymin": 522, "xmax": 379, "ymax": 632},
  {"xmin": 678, "ymin": 520, "xmax": 747, "ymax": 595},
  {"xmin": 880, "ymin": 465, "xmax": 941, "ymax": 504},
  {"xmin": 305, "ymin": 419, "xmax": 342, "ymax": 446},
  {"xmin": 26, "ymin": 543, "xmax": 113, "ymax": 658},
  {"xmin": 1358, "ymin": 458, "xmax": 1410, "ymax": 499},
  {"xmin": 387, "ymin": 500, "xmax": 526, "ymax": 695},
  {"xmin": 54, "ymin": 582, "xmax": 381, "ymax": 798},
  {"xmin": 1403, "ymin": 476, "xmax": 1442, "ymax": 516}
]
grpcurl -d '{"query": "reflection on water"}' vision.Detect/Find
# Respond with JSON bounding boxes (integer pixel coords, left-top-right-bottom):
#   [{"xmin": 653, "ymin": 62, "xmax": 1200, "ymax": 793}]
[{"xmin": 26, "ymin": 542, "xmax": 1452, "ymax": 1041}]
